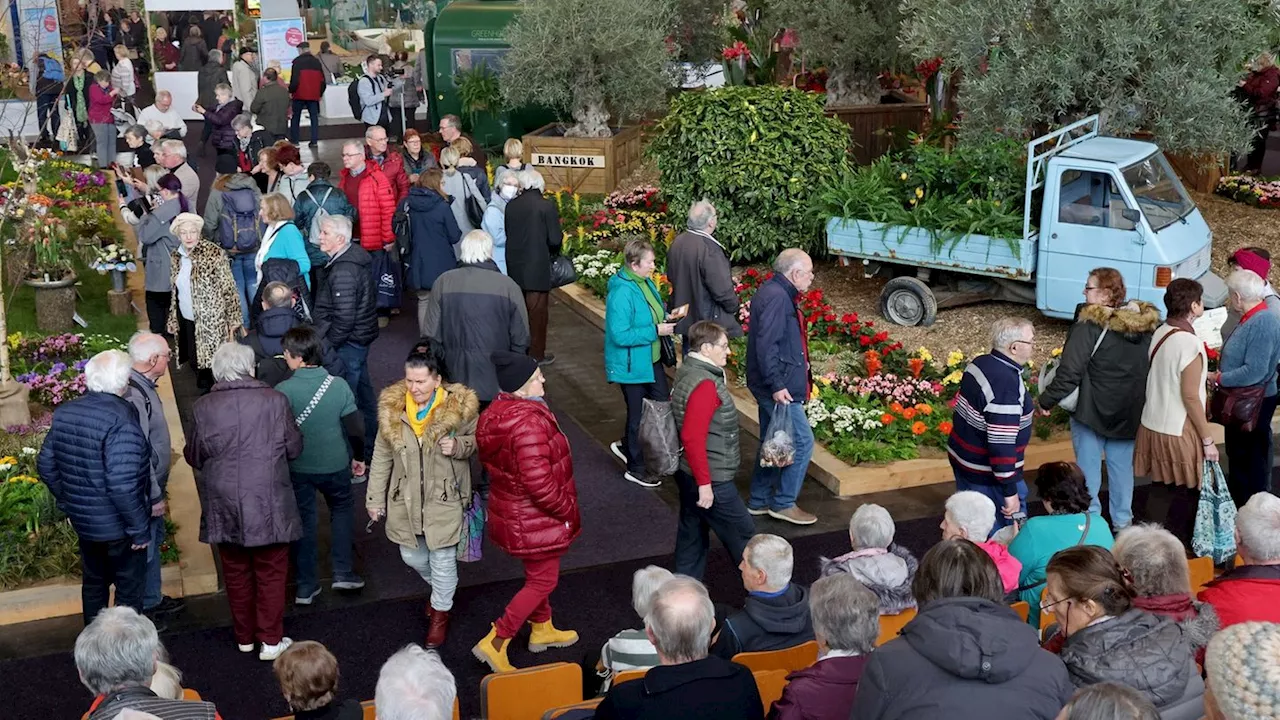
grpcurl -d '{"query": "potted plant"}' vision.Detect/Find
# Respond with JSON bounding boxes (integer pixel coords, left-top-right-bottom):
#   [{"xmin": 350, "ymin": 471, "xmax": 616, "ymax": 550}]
[
  {"xmin": 21, "ymin": 216, "xmax": 81, "ymax": 332},
  {"xmin": 89, "ymin": 243, "xmax": 137, "ymax": 294},
  {"xmin": 502, "ymin": 0, "xmax": 677, "ymax": 192}
]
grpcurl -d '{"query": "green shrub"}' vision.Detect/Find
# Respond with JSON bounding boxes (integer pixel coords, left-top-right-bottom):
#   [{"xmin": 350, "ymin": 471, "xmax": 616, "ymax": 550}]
[{"xmin": 648, "ymin": 86, "xmax": 851, "ymax": 261}]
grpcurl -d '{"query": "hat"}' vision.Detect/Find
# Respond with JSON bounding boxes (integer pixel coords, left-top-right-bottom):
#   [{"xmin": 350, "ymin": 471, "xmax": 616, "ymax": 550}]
[
  {"xmin": 1206, "ymin": 622, "xmax": 1280, "ymax": 719},
  {"xmin": 240, "ymin": 46, "xmax": 255, "ymax": 58},
  {"xmin": 492, "ymin": 351, "xmax": 538, "ymax": 394},
  {"xmin": 1233, "ymin": 248, "xmax": 1271, "ymax": 280},
  {"xmin": 169, "ymin": 212, "xmax": 204, "ymax": 235},
  {"xmin": 214, "ymin": 152, "xmax": 239, "ymax": 175}
]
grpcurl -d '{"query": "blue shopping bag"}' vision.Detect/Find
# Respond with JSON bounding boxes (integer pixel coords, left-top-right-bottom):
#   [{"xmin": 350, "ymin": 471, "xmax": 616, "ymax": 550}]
[{"xmin": 1192, "ymin": 461, "xmax": 1238, "ymax": 564}]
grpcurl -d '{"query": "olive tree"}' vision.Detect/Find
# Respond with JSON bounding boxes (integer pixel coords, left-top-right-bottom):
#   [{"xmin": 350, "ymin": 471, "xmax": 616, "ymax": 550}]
[
  {"xmin": 501, "ymin": 0, "xmax": 678, "ymax": 138},
  {"xmin": 771, "ymin": 0, "xmax": 901, "ymax": 108},
  {"xmin": 901, "ymin": 0, "xmax": 1266, "ymax": 154}
]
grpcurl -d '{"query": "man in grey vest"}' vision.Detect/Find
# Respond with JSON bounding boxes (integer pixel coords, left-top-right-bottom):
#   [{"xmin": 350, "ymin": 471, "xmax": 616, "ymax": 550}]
[
  {"xmin": 124, "ymin": 332, "xmax": 185, "ymax": 622},
  {"xmin": 669, "ymin": 320, "xmax": 756, "ymax": 580}
]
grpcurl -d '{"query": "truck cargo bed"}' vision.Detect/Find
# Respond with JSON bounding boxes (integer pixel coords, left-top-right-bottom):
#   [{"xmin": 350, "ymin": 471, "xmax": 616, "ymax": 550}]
[{"xmin": 826, "ymin": 218, "xmax": 1038, "ymax": 280}]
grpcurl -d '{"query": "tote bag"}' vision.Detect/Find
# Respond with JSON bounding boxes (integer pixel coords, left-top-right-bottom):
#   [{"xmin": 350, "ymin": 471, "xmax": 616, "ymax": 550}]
[
  {"xmin": 457, "ymin": 492, "xmax": 486, "ymax": 563},
  {"xmin": 1193, "ymin": 461, "xmax": 1238, "ymax": 564}
]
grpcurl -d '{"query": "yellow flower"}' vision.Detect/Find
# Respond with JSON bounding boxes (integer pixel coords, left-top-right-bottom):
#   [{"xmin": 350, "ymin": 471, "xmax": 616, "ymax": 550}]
[
  {"xmin": 899, "ymin": 172, "xmax": 908, "ymax": 180},
  {"xmin": 916, "ymin": 347, "xmax": 933, "ymax": 363},
  {"xmin": 1051, "ymin": 347, "xmax": 1063, "ymax": 358},
  {"xmin": 915, "ymin": 187, "xmax": 924, "ymax": 199},
  {"xmin": 946, "ymin": 350, "xmax": 965, "ymax": 367},
  {"xmin": 0, "ymin": 456, "xmax": 16, "ymax": 466},
  {"xmin": 943, "ymin": 369, "xmax": 964, "ymax": 386}
]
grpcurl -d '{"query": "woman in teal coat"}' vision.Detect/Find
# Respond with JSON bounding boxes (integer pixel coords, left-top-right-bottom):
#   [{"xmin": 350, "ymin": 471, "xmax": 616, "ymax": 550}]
[
  {"xmin": 255, "ymin": 192, "xmax": 312, "ymax": 290},
  {"xmin": 1009, "ymin": 461, "xmax": 1115, "ymax": 627},
  {"xmin": 603, "ymin": 239, "xmax": 676, "ymax": 488}
]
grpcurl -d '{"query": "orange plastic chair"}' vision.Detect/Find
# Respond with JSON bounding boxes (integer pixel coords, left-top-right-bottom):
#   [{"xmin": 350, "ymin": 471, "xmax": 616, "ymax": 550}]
[
  {"xmin": 731, "ymin": 640, "xmax": 819, "ymax": 674},
  {"xmin": 480, "ymin": 662, "xmax": 583, "ymax": 720},
  {"xmin": 611, "ymin": 668, "xmax": 648, "ymax": 686},
  {"xmin": 1039, "ymin": 587, "xmax": 1056, "ymax": 632},
  {"xmin": 181, "ymin": 689, "xmax": 203, "ymax": 701},
  {"xmin": 1188, "ymin": 556, "xmax": 1215, "ymax": 595},
  {"xmin": 1010, "ymin": 601, "xmax": 1030, "ymax": 623},
  {"xmin": 876, "ymin": 608, "xmax": 917, "ymax": 646},
  {"xmin": 753, "ymin": 669, "xmax": 790, "ymax": 711},
  {"xmin": 541, "ymin": 698, "xmax": 604, "ymax": 719},
  {"xmin": 361, "ymin": 701, "xmax": 376, "ymax": 720}
]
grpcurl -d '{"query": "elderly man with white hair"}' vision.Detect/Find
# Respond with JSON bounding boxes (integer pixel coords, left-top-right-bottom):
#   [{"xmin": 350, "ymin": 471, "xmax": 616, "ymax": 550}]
[
  {"xmin": 1213, "ymin": 268, "xmax": 1280, "ymax": 506},
  {"xmin": 423, "ymin": 229, "xmax": 530, "ymax": 404},
  {"xmin": 38, "ymin": 350, "xmax": 152, "ymax": 624},
  {"xmin": 666, "ymin": 200, "xmax": 742, "ymax": 351},
  {"xmin": 503, "ymin": 167, "xmax": 563, "ymax": 365},
  {"xmin": 1199, "ymin": 492, "xmax": 1280, "ymax": 628},
  {"xmin": 597, "ymin": 576, "xmax": 764, "ymax": 719},
  {"xmin": 822, "ymin": 504, "xmax": 919, "ymax": 614},
  {"xmin": 137, "ymin": 90, "xmax": 188, "ymax": 139},
  {"xmin": 940, "ymin": 491, "xmax": 1022, "ymax": 594},
  {"xmin": 711, "ymin": 533, "xmax": 815, "ymax": 659},
  {"xmin": 374, "ymin": 644, "xmax": 457, "ymax": 720},
  {"xmin": 75, "ymin": 607, "xmax": 221, "ymax": 719},
  {"xmin": 157, "ymin": 139, "xmax": 199, "ymax": 209},
  {"xmin": 946, "ymin": 316, "xmax": 1035, "ymax": 531},
  {"xmin": 596, "ymin": 565, "xmax": 675, "ymax": 690}
]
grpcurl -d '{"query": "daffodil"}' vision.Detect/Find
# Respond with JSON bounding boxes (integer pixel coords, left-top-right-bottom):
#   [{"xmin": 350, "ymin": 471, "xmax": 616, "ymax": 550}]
[
  {"xmin": 1051, "ymin": 347, "xmax": 1063, "ymax": 358},
  {"xmin": 946, "ymin": 350, "xmax": 965, "ymax": 367},
  {"xmin": 915, "ymin": 187, "xmax": 924, "ymax": 199}
]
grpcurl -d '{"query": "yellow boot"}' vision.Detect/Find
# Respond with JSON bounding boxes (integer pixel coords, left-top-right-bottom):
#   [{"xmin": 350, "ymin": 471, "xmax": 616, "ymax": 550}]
[
  {"xmin": 528, "ymin": 619, "xmax": 579, "ymax": 652},
  {"xmin": 472, "ymin": 624, "xmax": 516, "ymax": 673}
]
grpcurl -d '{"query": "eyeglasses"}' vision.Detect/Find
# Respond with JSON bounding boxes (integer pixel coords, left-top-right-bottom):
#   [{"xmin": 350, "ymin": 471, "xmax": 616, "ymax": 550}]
[
  {"xmin": 1084, "ymin": 285, "xmax": 1101, "ymax": 291},
  {"xmin": 341, "ymin": 151, "xmax": 363, "ymax": 157},
  {"xmin": 1041, "ymin": 596, "xmax": 1074, "ymax": 612}
]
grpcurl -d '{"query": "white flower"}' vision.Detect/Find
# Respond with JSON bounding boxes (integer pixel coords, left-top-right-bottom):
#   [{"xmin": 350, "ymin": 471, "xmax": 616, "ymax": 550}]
[
  {"xmin": 0, "ymin": 463, "xmax": 11, "ymax": 472},
  {"xmin": 21, "ymin": 447, "xmax": 37, "ymax": 455}
]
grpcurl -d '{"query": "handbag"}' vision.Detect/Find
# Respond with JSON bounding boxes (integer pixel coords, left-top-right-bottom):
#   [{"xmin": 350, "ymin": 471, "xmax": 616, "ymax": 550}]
[
  {"xmin": 1208, "ymin": 383, "xmax": 1267, "ymax": 432},
  {"xmin": 1038, "ymin": 327, "xmax": 1107, "ymax": 413},
  {"xmin": 370, "ymin": 249, "xmax": 402, "ymax": 310},
  {"xmin": 549, "ymin": 255, "xmax": 577, "ymax": 288},
  {"xmin": 457, "ymin": 492, "xmax": 486, "ymax": 563},
  {"xmin": 1193, "ymin": 461, "xmax": 1238, "ymax": 564},
  {"xmin": 460, "ymin": 175, "xmax": 485, "ymax": 228},
  {"xmin": 659, "ymin": 335, "xmax": 678, "ymax": 368},
  {"xmin": 639, "ymin": 398, "xmax": 680, "ymax": 476}
]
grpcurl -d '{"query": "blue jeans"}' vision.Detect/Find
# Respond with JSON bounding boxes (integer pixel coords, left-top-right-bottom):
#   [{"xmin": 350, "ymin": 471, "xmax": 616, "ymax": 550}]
[
  {"xmin": 337, "ymin": 342, "xmax": 376, "ymax": 463},
  {"xmin": 1070, "ymin": 418, "xmax": 1135, "ymax": 530},
  {"xmin": 954, "ymin": 476, "xmax": 1029, "ymax": 532},
  {"xmin": 291, "ymin": 469, "xmax": 357, "ymax": 595},
  {"xmin": 289, "ymin": 99, "xmax": 320, "ymax": 144},
  {"xmin": 747, "ymin": 398, "xmax": 815, "ymax": 511},
  {"xmin": 227, "ymin": 253, "xmax": 256, "ymax": 328},
  {"xmin": 142, "ymin": 514, "xmax": 165, "ymax": 609}
]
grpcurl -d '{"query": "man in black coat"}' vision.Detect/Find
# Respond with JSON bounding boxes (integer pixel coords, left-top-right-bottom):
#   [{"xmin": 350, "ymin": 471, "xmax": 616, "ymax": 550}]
[
  {"xmin": 313, "ymin": 215, "xmax": 379, "ymax": 469},
  {"xmin": 666, "ymin": 200, "xmax": 743, "ymax": 353},
  {"xmin": 243, "ymin": 281, "xmax": 346, "ymax": 386},
  {"xmin": 37, "ymin": 350, "xmax": 152, "ymax": 624},
  {"xmin": 503, "ymin": 169, "xmax": 562, "ymax": 364},
  {"xmin": 595, "ymin": 576, "xmax": 763, "ymax": 720}
]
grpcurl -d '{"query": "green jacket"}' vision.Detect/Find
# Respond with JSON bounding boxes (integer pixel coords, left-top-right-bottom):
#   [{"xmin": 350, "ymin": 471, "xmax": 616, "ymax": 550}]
[{"xmin": 1009, "ymin": 512, "xmax": 1115, "ymax": 627}]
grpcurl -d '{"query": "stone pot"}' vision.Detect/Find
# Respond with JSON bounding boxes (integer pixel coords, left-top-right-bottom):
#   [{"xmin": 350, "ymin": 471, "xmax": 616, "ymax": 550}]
[
  {"xmin": 110, "ymin": 269, "xmax": 126, "ymax": 293},
  {"xmin": 25, "ymin": 273, "xmax": 78, "ymax": 332}
]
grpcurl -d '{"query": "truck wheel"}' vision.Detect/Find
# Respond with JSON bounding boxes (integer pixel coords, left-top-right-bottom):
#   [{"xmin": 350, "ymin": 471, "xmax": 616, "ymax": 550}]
[{"xmin": 880, "ymin": 276, "xmax": 938, "ymax": 327}]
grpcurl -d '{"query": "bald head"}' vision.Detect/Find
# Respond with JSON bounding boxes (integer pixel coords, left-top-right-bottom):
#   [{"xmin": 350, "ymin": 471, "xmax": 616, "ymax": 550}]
[
  {"xmin": 774, "ymin": 249, "xmax": 814, "ymax": 292},
  {"xmin": 645, "ymin": 576, "xmax": 715, "ymax": 665}
]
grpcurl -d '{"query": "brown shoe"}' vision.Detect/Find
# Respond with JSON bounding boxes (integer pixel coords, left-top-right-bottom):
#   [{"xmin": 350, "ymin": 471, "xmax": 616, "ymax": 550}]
[
  {"xmin": 768, "ymin": 506, "xmax": 817, "ymax": 525},
  {"xmin": 426, "ymin": 608, "xmax": 450, "ymax": 649}
]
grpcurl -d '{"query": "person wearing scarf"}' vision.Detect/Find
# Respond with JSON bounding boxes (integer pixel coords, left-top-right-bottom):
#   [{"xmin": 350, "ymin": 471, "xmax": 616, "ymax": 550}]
[{"xmin": 603, "ymin": 239, "xmax": 677, "ymax": 488}]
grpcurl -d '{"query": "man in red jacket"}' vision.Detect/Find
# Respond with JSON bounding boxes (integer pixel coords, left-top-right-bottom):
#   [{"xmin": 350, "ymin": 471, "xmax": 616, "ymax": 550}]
[
  {"xmin": 365, "ymin": 125, "xmax": 409, "ymax": 201},
  {"xmin": 339, "ymin": 140, "xmax": 398, "ymax": 324},
  {"xmin": 1198, "ymin": 492, "xmax": 1280, "ymax": 627},
  {"xmin": 289, "ymin": 42, "xmax": 328, "ymax": 149}
]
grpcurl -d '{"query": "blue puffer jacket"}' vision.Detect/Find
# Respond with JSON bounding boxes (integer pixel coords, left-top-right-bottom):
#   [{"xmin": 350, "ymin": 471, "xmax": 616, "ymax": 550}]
[
  {"xmin": 746, "ymin": 273, "xmax": 808, "ymax": 400},
  {"xmin": 604, "ymin": 269, "xmax": 661, "ymax": 385},
  {"xmin": 403, "ymin": 186, "xmax": 461, "ymax": 292},
  {"xmin": 37, "ymin": 392, "xmax": 151, "ymax": 545}
]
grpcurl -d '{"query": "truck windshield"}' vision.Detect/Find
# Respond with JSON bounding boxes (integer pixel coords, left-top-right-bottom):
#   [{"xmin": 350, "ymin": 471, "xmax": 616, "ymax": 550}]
[{"xmin": 1122, "ymin": 153, "xmax": 1195, "ymax": 231}]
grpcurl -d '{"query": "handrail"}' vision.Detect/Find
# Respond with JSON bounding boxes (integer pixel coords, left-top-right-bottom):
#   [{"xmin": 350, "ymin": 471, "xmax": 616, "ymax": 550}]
[{"xmin": 1022, "ymin": 114, "xmax": 1101, "ymax": 241}]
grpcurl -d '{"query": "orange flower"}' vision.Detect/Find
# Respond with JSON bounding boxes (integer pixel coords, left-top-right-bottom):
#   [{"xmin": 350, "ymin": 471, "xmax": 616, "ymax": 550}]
[
  {"xmin": 880, "ymin": 413, "xmax": 895, "ymax": 425},
  {"xmin": 911, "ymin": 421, "xmax": 927, "ymax": 435},
  {"xmin": 908, "ymin": 357, "xmax": 925, "ymax": 378},
  {"xmin": 938, "ymin": 421, "xmax": 953, "ymax": 435},
  {"xmin": 915, "ymin": 403, "xmax": 933, "ymax": 415},
  {"xmin": 902, "ymin": 408, "xmax": 917, "ymax": 420},
  {"xmin": 888, "ymin": 402, "xmax": 904, "ymax": 414},
  {"xmin": 864, "ymin": 350, "xmax": 882, "ymax": 376}
]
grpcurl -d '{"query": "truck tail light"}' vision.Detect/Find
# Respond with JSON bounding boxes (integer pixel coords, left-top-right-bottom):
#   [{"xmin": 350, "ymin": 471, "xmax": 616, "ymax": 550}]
[{"xmin": 1154, "ymin": 266, "xmax": 1173, "ymax": 288}]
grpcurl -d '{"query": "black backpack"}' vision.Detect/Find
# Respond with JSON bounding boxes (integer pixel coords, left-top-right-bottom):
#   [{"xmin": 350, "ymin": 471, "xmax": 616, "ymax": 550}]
[
  {"xmin": 250, "ymin": 256, "xmax": 312, "ymax": 327},
  {"xmin": 347, "ymin": 75, "xmax": 370, "ymax": 119}
]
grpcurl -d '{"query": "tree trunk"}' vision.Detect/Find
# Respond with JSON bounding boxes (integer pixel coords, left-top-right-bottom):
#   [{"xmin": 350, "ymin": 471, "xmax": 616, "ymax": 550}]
[
  {"xmin": 825, "ymin": 69, "xmax": 884, "ymax": 109},
  {"xmin": 565, "ymin": 101, "xmax": 613, "ymax": 138}
]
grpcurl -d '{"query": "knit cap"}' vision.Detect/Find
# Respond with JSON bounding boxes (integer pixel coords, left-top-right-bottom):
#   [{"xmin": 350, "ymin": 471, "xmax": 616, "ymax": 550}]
[
  {"xmin": 492, "ymin": 351, "xmax": 538, "ymax": 394},
  {"xmin": 1205, "ymin": 621, "xmax": 1280, "ymax": 719},
  {"xmin": 1233, "ymin": 249, "xmax": 1271, "ymax": 280}
]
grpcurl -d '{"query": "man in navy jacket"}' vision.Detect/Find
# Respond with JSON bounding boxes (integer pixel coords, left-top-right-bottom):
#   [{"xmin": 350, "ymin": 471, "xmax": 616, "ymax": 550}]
[
  {"xmin": 745, "ymin": 249, "xmax": 817, "ymax": 526},
  {"xmin": 38, "ymin": 350, "xmax": 152, "ymax": 624}
]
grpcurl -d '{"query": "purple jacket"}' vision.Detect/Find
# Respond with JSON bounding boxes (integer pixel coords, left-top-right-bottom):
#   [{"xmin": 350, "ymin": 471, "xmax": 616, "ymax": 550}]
[
  {"xmin": 767, "ymin": 655, "xmax": 867, "ymax": 720},
  {"xmin": 186, "ymin": 378, "xmax": 303, "ymax": 547},
  {"xmin": 205, "ymin": 98, "xmax": 244, "ymax": 150}
]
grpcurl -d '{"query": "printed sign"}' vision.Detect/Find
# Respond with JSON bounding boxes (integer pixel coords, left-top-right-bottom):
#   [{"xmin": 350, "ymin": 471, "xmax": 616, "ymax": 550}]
[
  {"xmin": 257, "ymin": 17, "xmax": 307, "ymax": 82},
  {"xmin": 18, "ymin": 0, "xmax": 61, "ymax": 76},
  {"xmin": 532, "ymin": 153, "xmax": 606, "ymax": 169},
  {"xmin": 1194, "ymin": 306, "xmax": 1228, "ymax": 349}
]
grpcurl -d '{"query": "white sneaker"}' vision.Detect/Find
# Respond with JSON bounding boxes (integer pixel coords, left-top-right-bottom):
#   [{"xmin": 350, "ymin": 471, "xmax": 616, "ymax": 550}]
[
  {"xmin": 609, "ymin": 441, "xmax": 627, "ymax": 465},
  {"xmin": 259, "ymin": 637, "xmax": 293, "ymax": 661},
  {"xmin": 237, "ymin": 643, "xmax": 254, "ymax": 653},
  {"xmin": 747, "ymin": 506, "xmax": 770, "ymax": 516},
  {"xmin": 624, "ymin": 471, "xmax": 661, "ymax": 488}
]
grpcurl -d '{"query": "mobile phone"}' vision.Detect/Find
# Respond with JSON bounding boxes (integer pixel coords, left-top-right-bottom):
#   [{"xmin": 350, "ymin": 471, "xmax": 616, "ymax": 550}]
[
  {"xmin": 1011, "ymin": 511, "xmax": 1027, "ymax": 528},
  {"xmin": 668, "ymin": 303, "xmax": 690, "ymax": 321}
]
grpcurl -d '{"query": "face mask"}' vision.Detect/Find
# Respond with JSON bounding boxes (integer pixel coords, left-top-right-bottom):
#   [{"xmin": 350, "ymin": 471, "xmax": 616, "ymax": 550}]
[{"xmin": 500, "ymin": 186, "xmax": 518, "ymax": 200}]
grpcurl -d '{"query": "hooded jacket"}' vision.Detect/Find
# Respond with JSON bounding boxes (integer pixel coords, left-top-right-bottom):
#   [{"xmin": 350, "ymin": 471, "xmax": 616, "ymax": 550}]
[
  {"xmin": 241, "ymin": 305, "xmax": 347, "ymax": 386},
  {"xmin": 820, "ymin": 544, "xmax": 917, "ymax": 615},
  {"xmin": 402, "ymin": 187, "xmax": 461, "ymax": 292},
  {"xmin": 768, "ymin": 654, "xmax": 867, "ymax": 720},
  {"xmin": 711, "ymin": 584, "xmax": 815, "ymax": 659},
  {"xmin": 851, "ymin": 597, "xmax": 1075, "ymax": 720},
  {"xmin": 1059, "ymin": 610, "xmax": 1204, "ymax": 720},
  {"xmin": 1037, "ymin": 301, "xmax": 1160, "ymax": 439}
]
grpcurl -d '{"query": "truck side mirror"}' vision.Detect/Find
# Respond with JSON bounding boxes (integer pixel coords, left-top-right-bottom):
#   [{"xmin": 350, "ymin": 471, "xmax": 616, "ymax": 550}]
[{"xmin": 1121, "ymin": 208, "xmax": 1142, "ymax": 224}]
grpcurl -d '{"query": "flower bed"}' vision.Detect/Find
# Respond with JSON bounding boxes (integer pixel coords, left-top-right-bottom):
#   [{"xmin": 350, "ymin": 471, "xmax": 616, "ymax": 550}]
[{"xmin": 1215, "ymin": 175, "xmax": 1280, "ymax": 208}]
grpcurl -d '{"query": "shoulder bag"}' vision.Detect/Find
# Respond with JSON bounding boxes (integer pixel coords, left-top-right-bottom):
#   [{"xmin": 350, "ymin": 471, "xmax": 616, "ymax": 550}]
[
  {"xmin": 549, "ymin": 255, "xmax": 577, "ymax": 288},
  {"xmin": 460, "ymin": 175, "xmax": 485, "ymax": 228},
  {"xmin": 1038, "ymin": 327, "xmax": 1107, "ymax": 413},
  {"xmin": 1193, "ymin": 461, "xmax": 1238, "ymax": 563},
  {"xmin": 294, "ymin": 375, "xmax": 335, "ymax": 427}
]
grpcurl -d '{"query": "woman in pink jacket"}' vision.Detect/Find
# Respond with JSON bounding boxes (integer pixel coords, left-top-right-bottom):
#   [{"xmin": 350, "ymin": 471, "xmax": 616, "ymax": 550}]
[
  {"xmin": 941, "ymin": 491, "xmax": 1024, "ymax": 595},
  {"xmin": 88, "ymin": 70, "xmax": 119, "ymax": 168}
]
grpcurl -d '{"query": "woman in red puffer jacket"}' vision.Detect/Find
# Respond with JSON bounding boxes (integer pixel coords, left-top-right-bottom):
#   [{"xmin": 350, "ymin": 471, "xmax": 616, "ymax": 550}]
[{"xmin": 473, "ymin": 351, "xmax": 581, "ymax": 674}]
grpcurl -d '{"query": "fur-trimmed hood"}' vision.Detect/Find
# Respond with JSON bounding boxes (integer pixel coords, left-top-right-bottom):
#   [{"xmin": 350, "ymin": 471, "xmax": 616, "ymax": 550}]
[
  {"xmin": 1179, "ymin": 601, "xmax": 1221, "ymax": 651},
  {"xmin": 820, "ymin": 543, "xmax": 918, "ymax": 615},
  {"xmin": 1078, "ymin": 300, "xmax": 1161, "ymax": 339},
  {"xmin": 376, "ymin": 380, "xmax": 480, "ymax": 450}
]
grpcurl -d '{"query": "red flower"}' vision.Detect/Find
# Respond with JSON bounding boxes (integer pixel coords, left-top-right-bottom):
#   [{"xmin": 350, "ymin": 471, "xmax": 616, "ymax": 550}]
[
  {"xmin": 841, "ymin": 313, "xmax": 857, "ymax": 324},
  {"xmin": 873, "ymin": 331, "xmax": 889, "ymax": 343},
  {"xmin": 823, "ymin": 313, "xmax": 836, "ymax": 322},
  {"xmin": 859, "ymin": 336, "xmax": 871, "ymax": 347},
  {"xmin": 746, "ymin": 268, "xmax": 760, "ymax": 277}
]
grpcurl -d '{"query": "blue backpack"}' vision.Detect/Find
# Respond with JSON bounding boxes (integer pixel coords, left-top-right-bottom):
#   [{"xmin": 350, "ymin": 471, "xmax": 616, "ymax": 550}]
[
  {"xmin": 39, "ymin": 55, "xmax": 64, "ymax": 83},
  {"xmin": 217, "ymin": 187, "xmax": 265, "ymax": 253}
]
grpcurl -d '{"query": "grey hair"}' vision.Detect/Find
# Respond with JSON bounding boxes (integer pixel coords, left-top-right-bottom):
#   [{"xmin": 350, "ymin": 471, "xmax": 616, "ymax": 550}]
[
  {"xmin": 124, "ymin": 124, "xmax": 148, "ymax": 141},
  {"xmin": 849, "ymin": 504, "xmax": 895, "ymax": 550},
  {"xmin": 74, "ymin": 607, "xmax": 160, "ymax": 695},
  {"xmin": 1113, "ymin": 524, "xmax": 1191, "ymax": 596},
  {"xmin": 375, "ymin": 645, "xmax": 456, "ymax": 720},
  {"xmin": 342, "ymin": 140, "xmax": 364, "ymax": 156},
  {"xmin": 127, "ymin": 332, "xmax": 169, "ymax": 364},
  {"xmin": 745, "ymin": 534, "xmax": 794, "ymax": 590},
  {"xmin": 1227, "ymin": 268, "xmax": 1267, "ymax": 303},
  {"xmin": 214, "ymin": 81, "xmax": 232, "ymax": 95},
  {"xmin": 631, "ymin": 565, "xmax": 674, "ymax": 620},
  {"xmin": 1059, "ymin": 681, "xmax": 1159, "ymax": 720},
  {"xmin": 772, "ymin": 248, "xmax": 810, "ymax": 276},
  {"xmin": 263, "ymin": 281, "xmax": 293, "ymax": 308},
  {"xmin": 518, "ymin": 168, "xmax": 545, "ymax": 192},
  {"xmin": 809, "ymin": 573, "xmax": 878, "ymax": 654},
  {"xmin": 1237, "ymin": 492, "xmax": 1280, "ymax": 562},
  {"xmin": 231, "ymin": 113, "xmax": 254, "ymax": 132},
  {"xmin": 85, "ymin": 350, "xmax": 133, "ymax": 395},
  {"xmin": 211, "ymin": 342, "xmax": 256, "ymax": 382},
  {"xmin": 145, "ymin": 164, "xmax": 169, "ymax": 193},
  {"xmin": 143, "ymin": 119, "xmax": 166, "ymax": 137},
  {"xmin": 208, "ymin": 49, "xmax": 223, "ymax": 64},
  {"xmin": 364, "ymin": 125, "xmax": 387, "ymax": 140},
  {"xmin": 440, "ymin": 114, "xmax": 461, "ymax": 130},
  {"xmin": 687, "ymin": 200, "xmax": 716, "ymax": 231},
  {"xmin": 439, "ymin": 146, "xmax": 460, "ymax": 173},
  {"xmin": 158, "ymin": 139, "xmax": 187, "ymax": 160},
  {"xmin": 457, "ymin": 230, "xmax": 494, "ymax": 264},
  {"xmin": 645, "ymin": 576, "xmax": 715, "ymax": 664},
  {"xmin": 155, "ymin": 90, "xmax": 172, "ymax": 102},
  {"xmin": 990, "ymin": 316, "xmax": 1033, "ymax": 351},
  {"xmin": 320, "ymin": 214, "xmax": 354, "ymax": 244},
  {"xmin": 944, "ymin": 491, "xmax": 997, "ymax": 542}
]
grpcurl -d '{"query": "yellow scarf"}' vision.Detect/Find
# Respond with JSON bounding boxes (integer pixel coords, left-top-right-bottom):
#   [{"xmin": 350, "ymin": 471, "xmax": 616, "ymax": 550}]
[{"xmin": 406, "ymin": 387, "xmax": 446, "ymax": 438}]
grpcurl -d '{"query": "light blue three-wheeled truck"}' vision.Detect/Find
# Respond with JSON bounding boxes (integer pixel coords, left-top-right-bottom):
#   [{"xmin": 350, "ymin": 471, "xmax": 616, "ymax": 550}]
[{"xmin": 826, "ymin": 115, "xmax": 1228, "ymax": 326}]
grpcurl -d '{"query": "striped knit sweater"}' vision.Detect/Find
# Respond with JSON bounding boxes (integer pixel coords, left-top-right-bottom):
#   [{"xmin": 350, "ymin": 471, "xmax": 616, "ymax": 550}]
[{"xmin": 947, "ymin": 351, "xmax": 1034, "ymax": 496}]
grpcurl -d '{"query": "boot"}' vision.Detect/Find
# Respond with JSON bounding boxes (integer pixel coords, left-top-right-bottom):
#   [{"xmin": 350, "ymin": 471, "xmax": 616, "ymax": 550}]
[
  {"xmin": 528, "ymin": 619, "xmax": 579, "ymax": 652},
  {"xmin": 472, "ymin": 624, "xmax": 516, "ymax": 673},
  {"xmin": 426, "ymin": 608, "xmax": 450, "ymax": 649}
]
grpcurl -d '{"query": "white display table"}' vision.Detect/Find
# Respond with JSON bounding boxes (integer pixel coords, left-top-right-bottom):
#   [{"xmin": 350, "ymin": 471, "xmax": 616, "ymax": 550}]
[
  {"xmin": 323, "ymin": 82, "xmax": 354, "ymax": 120},
  {"xmin": 0, "ymin": 99, "xmax": 40, "ymax": 139}
]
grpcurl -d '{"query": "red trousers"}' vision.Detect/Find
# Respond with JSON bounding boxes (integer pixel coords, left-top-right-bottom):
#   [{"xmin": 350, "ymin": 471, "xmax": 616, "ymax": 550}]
[
  {"xmin": 495, "ymin": 553, "xmax": 562, "ymax": 638},
  {"xmin": 219, "ymin": 543, "xmax": 289, "ymax": 645}
]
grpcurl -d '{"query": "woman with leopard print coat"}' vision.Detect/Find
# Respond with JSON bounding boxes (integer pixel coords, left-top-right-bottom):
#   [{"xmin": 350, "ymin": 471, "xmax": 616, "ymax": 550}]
[{"xmin": 167, "ymin": 212, "xmax": 244, "ymax": 391}]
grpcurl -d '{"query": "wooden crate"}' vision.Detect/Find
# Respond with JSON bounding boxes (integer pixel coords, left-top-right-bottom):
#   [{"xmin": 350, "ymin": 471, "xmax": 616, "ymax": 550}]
[
  {"xmin": 1166, "ymin": 151, "xmax": 1227, "ymax": 194},
  {"xmin": 521, "ymin": 123, "xmax": 644, "ymax": 195},
  {"xmin": 826, "ymin": 91, "xmax": 929, "ymax": 165}
]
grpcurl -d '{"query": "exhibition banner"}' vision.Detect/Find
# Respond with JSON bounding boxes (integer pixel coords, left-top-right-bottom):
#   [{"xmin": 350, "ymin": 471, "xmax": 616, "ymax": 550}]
[{"xmin": 257, "ymin": 17, "xmax": 307, "ymax": 82}]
